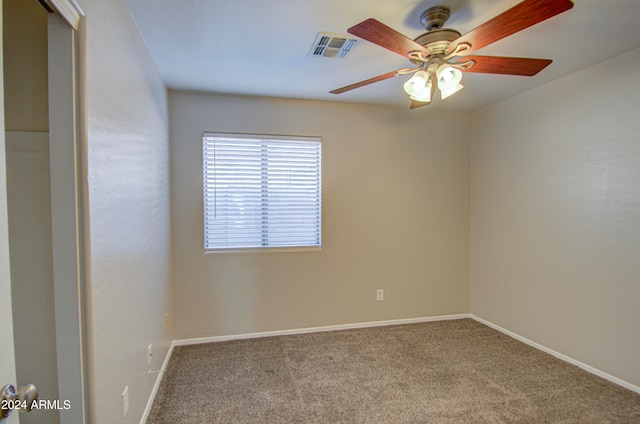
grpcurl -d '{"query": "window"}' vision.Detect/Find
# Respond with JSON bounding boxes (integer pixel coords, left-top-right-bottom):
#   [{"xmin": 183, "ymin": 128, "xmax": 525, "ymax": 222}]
[{"xmin": 203, "ymin": 133, "xmax": 322, "ymax": 251}]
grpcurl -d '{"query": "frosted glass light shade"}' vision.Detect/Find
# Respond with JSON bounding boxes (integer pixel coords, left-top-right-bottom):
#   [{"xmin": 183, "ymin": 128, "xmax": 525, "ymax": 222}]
[
  {"xmin": 403, "ymin": 71, "xmax": 429, "ymax": 97},
  {"xmin": 410, "ymin": 81, "xmax": 432, "ymax": 102},
  {"xmin": 437, "ymin": 65, "xmax": 464, "ymax": 100},
  {"xmin": 437, "ymin": 65, "xmax": 462, "ymax": 91},
  {"xmin": 440, "ymin": 83, "xmax": 463, "ymax": 99}
]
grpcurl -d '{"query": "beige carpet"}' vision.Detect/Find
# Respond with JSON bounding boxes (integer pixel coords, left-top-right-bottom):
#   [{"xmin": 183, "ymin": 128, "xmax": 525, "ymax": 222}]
[{"xmin": 147, "ymin": 319, "xmax": 640, "ymax": 423}]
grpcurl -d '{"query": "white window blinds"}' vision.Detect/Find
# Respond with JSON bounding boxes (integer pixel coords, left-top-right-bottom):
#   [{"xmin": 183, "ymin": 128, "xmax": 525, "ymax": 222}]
[{"xmin": 203, "ymin": 133, "xmax": 322, "ymax": 251}]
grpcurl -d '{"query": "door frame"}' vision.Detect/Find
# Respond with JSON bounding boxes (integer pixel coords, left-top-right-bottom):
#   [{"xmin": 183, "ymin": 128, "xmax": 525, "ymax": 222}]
[
  {"xmin": 48, "ymin": 11, "xmax": 88, "ymax": 423},
  {"xmin": 46, "ymin": 3, "xmax": 88, "ymax": 422},
  {"xmin": 0, "ymin": 0, "xmax": 18, "ymax": 420},
  {"xmin": 38, "ymin": 0, "xmax": 82, "ymax": 29}
]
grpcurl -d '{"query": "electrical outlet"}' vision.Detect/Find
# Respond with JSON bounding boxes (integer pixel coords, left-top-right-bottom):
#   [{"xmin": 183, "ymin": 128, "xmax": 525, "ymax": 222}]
[
  {"xmin": 147, "ymin": 344, "xmax": 153, "ymax": 366},
  {"xmin": 122, "ymin": 385, "xmax": 129, "ymax": 418},
  {"xmin": 376, "ymin": 289, "xmax": 384, "ymax": 302}
]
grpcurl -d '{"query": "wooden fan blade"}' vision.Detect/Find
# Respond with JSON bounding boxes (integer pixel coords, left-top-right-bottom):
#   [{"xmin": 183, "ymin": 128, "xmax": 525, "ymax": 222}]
[
  {"xmin": 330, "ymin": 69, "xmax": 406, "ymax": 94},
  {"xmin": 458, "ymin": 56, "xmax": 552, "ymax": 76},
  {"xmin": 348, "ymin": 18, "xmax": 430, "ymax": 58},
  {"xmin": 410, "ymin": 99, "xmax": 429, "ymax": 109},
  {"xmin": 448, "ymin": 0, "xmax": 574, "ymax": 55}
]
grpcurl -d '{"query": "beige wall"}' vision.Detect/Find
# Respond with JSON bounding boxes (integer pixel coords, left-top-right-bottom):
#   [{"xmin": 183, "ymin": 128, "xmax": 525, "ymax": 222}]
[
  {"xmin": 470, "ymin": 48, "xmax": 640, "ymax": 388},
  {"xmin": 3, "ymin": 0, "xmax": 48, "ymax": 132},
  {"xmin": 170, "ymin": 91, "xmax": 470, "ymax": 339},
  {"xmin": 82, "ymin": 0, "xmax": 172, "ymax": 422}
]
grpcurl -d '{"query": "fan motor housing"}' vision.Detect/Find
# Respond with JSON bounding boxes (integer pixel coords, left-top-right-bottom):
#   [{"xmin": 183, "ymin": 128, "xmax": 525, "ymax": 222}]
[
  {"xmin": 414, "ymin": 28, "xmax": 462, "ymax": 55},
  {"xmin": 420, "ymin": 6, "xmax": 451, "ymax": 31}
]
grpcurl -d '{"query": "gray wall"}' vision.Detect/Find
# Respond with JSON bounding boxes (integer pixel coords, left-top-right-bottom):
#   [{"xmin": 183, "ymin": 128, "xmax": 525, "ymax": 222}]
[
  {"xmin": 170, "ymin": 91, "xmax": 471, "ymax": 339},
  {"xmin": 470, "ymin": 48, "xmax": 640, "ymax": 388}
]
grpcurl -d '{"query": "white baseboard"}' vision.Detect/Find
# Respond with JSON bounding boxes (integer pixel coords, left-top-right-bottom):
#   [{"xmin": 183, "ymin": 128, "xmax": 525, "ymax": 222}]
[
  {"xmin": 173, "ymin": 313, "xmax": 471, "ymax": 347},
  {"xmin": 470, "ymin": 314, "xmax": 640, "ymax": 395},
  {"xmin": 140, "ymin": 342, "xmax": 175, "ymax": 424}
]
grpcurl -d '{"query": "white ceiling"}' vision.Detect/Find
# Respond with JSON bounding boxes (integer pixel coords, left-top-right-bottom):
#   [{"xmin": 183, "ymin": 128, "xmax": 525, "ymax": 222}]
[{"xmin": 125, "ymin": 0, "xmax": 640, "ymax": 111}]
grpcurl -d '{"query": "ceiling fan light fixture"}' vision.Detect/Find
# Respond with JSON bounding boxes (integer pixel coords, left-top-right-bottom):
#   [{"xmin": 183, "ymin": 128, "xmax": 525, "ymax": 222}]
[
  {"xmin": 436, "ymin": 65, "xmax": 464, "ymax": 100},
  {"xmin": 436, "ymin": 65, "xmax": 463, "ymax": 91},
  {"xmin": 330, "ymin": 0, "xmax": 575, "ymax": 109},
  {"xmin": 410, "ymin": 81, "xmax": 433, "ymax": 102},
  {"xmin": 440, "ymin": 83, "xmax": 463, "ymax": 100},
  {"xmin": 403, "ymin": 70, "xmax": 429, "ymax": 98}
]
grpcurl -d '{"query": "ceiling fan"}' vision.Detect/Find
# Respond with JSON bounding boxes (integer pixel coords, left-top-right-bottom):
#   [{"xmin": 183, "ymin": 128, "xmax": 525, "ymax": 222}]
[{"xmin": 330, "ymin": 0, "xmax": 574, "ymax": 109}]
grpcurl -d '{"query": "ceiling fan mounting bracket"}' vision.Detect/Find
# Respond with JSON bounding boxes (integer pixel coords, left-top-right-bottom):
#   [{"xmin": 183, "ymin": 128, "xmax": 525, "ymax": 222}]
[
  {"xmin": 442, "ymin": 42, "xmax": 471, "ymax": 60},
  {"xmin": 407, "ymin": 50, "xmax": 430, "ymax": 65},
  {"xmin": 419, "ymin": 6, "xmax": 451, "ymax": 31},
  {"xmin": 394, "ymin": 66, "xmax": 424, "ymax": 77},
  {"xmin": 450, "ymin": 59, "xmax": 476, "ymax": 71}
]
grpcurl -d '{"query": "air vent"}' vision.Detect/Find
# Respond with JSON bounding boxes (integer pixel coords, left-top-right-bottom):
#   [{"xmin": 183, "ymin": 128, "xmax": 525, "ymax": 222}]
[{"xmin": 309, "ymin": 32, "xmax": 357, "ymax": 59}]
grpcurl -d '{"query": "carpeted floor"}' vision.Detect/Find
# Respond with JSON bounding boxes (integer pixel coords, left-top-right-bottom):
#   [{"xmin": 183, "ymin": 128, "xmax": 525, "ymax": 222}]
[{"xmin": 147, "ymin": 319, "xmax": 640, "ymax": 423}]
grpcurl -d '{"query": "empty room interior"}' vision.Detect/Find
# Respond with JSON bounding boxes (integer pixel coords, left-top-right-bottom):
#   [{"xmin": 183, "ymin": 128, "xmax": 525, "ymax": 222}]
[{"xmin": 2, "ymin": 0, "xmax": 640, "ymax": 423}]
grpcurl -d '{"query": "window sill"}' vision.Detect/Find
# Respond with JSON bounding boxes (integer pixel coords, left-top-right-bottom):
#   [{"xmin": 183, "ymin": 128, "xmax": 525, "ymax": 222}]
[{"xmin": 203, "ymin": 246, "xmax": 322, "ymax": 255}]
